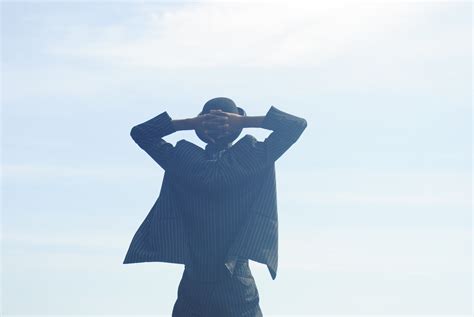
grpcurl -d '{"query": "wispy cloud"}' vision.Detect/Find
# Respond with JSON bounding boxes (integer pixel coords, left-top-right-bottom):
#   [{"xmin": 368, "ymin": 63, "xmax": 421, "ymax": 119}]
[{"xmin": 47, "ymin": 1, "xmax": 469, "ymax": 68}]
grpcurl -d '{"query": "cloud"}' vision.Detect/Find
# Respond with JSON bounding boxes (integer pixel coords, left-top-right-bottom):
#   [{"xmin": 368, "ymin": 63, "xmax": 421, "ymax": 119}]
[
  {"xmin": 47, "ymin": 1, "xmax": 468, "ymax": 68},
  {"xmin": 3, "ymin": 1, "xmax": 469, "ymax": 102}
]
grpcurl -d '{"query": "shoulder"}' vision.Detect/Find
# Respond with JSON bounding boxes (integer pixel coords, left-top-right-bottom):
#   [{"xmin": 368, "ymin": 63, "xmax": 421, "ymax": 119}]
[
  {"xmin": 234, "ymin": 134, "xmax": 258, "ymax": 146},
  {"xmin": 173, "ymin": 139, "xmax": 206, "ymax": 163},
  {"xmin": 229, "ymin": 134, "xmax": 265, "ymax": 158},
  {"xmin": 176, "ymin": 139, "xmax": 204, "ymax": 150}
]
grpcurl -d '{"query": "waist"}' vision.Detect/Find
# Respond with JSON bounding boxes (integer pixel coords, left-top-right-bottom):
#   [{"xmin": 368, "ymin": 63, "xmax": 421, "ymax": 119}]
[{"xmin": 185, "ymin": 258, "xmax": 250, "ymax": 282}]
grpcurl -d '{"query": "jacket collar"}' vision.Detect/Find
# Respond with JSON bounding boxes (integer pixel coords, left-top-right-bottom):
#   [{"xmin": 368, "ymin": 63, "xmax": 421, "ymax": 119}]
[{"xmin": 205, "ymin": 142, "xmax": 232, "ymax": 160}]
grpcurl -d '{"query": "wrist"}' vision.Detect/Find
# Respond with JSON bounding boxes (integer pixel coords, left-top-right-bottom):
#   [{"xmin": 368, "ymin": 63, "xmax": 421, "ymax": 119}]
[
  {"xmin": 172, "ymin": 117, "xmax": 197, "ymax": 131},
  {"xmin": 190, "ymin": 116, "xmax": 201, "ymax": 130}
]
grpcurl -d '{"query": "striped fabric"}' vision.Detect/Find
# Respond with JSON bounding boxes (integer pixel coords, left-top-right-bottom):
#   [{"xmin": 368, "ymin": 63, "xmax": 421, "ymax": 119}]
[
  {"xmin": 172, "ymin": 259, "xmax": 263, "ymax": 316},
  {"xmin": 123, "ymin": 106, "xmax": 307, "ymax": 282}
]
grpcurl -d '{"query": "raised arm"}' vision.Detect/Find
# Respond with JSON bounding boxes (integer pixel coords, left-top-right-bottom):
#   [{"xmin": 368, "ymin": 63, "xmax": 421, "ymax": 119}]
[
  {"xmin": 130, "ymin": 111, "xmax": 178, "ymax": 170},
  {"xmin": 130, "ymin": 110, "xmax": 227, "ymax": 170},
  {"xmin": 130, "ymin": 111, "xmax": 202, "ymax": 170},
  {"xmin": 200, "ymin": 106, "xmax": 307, "ymax": 190},
  {"xmin": 242, "ymin": 105, "xmax": 307, "ymax": 163},
  {"xmin": 211, "ymin": 105, "xmax": 307, "ymax": 165}
]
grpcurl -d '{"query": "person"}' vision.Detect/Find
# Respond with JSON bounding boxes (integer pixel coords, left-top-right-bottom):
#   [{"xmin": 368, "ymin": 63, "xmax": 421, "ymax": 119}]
[{"xmin": 123, "ymin": 97, "xmax": 307, "ymax": 316}]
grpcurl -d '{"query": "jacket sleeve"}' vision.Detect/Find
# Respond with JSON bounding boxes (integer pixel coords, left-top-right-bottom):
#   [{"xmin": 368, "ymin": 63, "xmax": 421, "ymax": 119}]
[
  {"xmin": 258, "ymin": 105, "xmax": 308, "ymax": 163},
  {"xmin": 213, "ymin": 106, "xmax": 307, "ymax": 189},
  {"xmin": 130, "ymin": 111, "xmax": 177, "ymax": 170}
]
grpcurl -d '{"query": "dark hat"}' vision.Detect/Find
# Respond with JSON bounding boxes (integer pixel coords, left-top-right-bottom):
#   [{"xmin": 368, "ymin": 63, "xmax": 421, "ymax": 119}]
[{"xmin": 195, "ymin": 97, "xmax": 246, "ymax": 144}]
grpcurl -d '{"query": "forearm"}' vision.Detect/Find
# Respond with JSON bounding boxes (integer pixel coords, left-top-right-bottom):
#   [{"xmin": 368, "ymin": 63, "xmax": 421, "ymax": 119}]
[
  {"xmin": 239, "ymin": 116, "xmax": 265, "ymax": 129},
  {"xmin": 171, "ymin": 118, "xmax": 198, "ymax": 131}
]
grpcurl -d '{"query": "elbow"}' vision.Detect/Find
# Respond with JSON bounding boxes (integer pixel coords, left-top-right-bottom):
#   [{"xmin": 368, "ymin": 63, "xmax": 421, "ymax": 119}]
[
  {"xmin": 130, "ymin": 126, "xmax": 137, "ymax": 140},
  {"xmin": 300, "ymin": 118, "xmax": 308, "ymax": 131},
  {"xmin": 293, "ymin": 117, "xmax": 308, "ymax": 137},
  {"xmin": 286, "ymin": 118, "xmax": 307, "ymax": 143},
  {"xmin": 130, "ymin": 125, "xmax": 141, "ymax": 142}
]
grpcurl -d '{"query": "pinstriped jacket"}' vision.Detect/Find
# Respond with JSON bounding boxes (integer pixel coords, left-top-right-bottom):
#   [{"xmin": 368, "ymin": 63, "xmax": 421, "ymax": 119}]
[{"xmin": 123, "ymin": 106, "xmax": 307, "ymax": 280}]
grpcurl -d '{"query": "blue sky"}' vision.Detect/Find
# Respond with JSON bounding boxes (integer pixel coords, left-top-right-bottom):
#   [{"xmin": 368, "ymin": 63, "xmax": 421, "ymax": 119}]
[{"xmin": 1, "ymin": 0, "xmax": 472, "ymax": 315}]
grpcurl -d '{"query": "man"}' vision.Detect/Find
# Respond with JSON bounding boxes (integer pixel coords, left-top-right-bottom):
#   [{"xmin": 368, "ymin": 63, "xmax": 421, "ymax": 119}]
[{"xmin": 123, "ymin": 97, "xmax": 307, "ymax": 316}]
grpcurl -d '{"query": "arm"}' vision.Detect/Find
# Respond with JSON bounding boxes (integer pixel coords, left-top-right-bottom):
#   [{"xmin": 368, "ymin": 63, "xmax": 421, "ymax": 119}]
[
  {"xmin": 213, "ymin": 105, "xmax": 307, "ymax": 163},
  {"xmin": 130, "ymin": 112, "xmax": 199, "ymax": 170},
  {"xmin": 130, "ymin": 111, "xmax": 225, "ymax": 170},
  {"xmin": 207, "ymin": 106, "xmax": 307, "ymax": 189},
  {"xmin": 130, "ymin": 111, "xmax": 177, "ymax": 170},
  {"xmin": 171, "ymin": 117, "xmax": 198, "ymax": 131},
  {"xmin": 250, "ymin": 105, "xmax": 308, "ymax": 163}
]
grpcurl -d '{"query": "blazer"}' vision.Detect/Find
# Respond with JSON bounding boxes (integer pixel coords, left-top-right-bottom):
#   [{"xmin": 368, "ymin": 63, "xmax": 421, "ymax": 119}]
[{"xmin": 123, "ymin": 105, "xmax": 307, "ymax": 280}]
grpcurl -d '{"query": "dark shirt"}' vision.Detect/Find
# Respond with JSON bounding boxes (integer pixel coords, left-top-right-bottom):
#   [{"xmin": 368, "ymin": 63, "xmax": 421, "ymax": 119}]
[{"xmin": 123, "ymin": 106, "xmax": 307, "ymax": 281}]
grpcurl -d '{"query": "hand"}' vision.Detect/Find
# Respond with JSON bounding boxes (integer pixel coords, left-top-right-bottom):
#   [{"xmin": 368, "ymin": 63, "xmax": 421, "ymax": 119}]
[
  {"xmin": 193, "ymin": 110, "xmax": 243, "ymax": 143},
  {"xmin": 194, "ymin": 112, "xmax": 230, "ymax": 143},
  {"xmin": 207, "ymin": 109, "xmax": 243, "ymax": 140}
]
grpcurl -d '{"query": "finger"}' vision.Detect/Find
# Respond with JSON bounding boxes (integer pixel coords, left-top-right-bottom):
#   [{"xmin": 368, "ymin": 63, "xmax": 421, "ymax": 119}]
[
  {"xmin": 202, "ymin": 122, "xmax": 224, "ymax": 129},
  {"xmin": 205, "ymin": 117, "xmax": 228, "ymax": 124},
  {"xmin": 208, "ymin": 110, "xmax": 228, "ymax": 117},
  {"xmin": 207, "ymin": 112, "xmax": 228, "ymax": 119},
  {"xmin": 216, "ymin": 123, "xmax": 230, "ymax": 129},
  {"xmin": 203, "ymin": 115, "xmax": 227, "ymax": 123},
  {"xmin": 203, "ymin": 118, "xmax": 229, "ymax": 125}
]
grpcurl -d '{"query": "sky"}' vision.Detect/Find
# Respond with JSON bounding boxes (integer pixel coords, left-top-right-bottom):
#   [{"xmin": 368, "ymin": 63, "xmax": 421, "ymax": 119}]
[{"xmin": 1, "ymin": 0, "xmax": 472, "ymax": 315}]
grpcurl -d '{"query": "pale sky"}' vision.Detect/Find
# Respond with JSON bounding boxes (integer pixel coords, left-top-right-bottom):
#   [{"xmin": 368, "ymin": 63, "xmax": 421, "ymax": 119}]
[{"xmin": 1, "ymin": 0, "xmax": 472, "ymax": 315}]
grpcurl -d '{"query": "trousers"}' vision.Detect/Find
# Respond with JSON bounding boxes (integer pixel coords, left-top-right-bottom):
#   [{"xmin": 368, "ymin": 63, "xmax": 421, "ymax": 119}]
[{"xmin": 172, "ymin": 259, "xmax": 263, "ymax": 317}]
